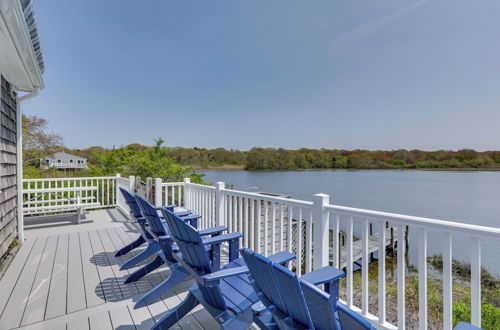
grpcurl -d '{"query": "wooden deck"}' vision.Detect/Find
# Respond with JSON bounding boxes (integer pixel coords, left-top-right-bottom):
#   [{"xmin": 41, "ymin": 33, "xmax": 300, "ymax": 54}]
[{"xmin": 0, "ymin": 208, "xmax": 221, "ymax": 330}]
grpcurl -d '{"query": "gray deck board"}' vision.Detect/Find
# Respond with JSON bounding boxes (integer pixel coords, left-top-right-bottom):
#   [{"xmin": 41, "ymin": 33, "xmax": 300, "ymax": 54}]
[
  {"xmin": 108, "ymin": 305, "xmax": 135, "ymax": 329},
  {"xmin": 88, "ymin": 310, "xmax": 113, "ymax": 330},
  {"xmin": 67, "ymin": 317, "xmax": 89, "ymax": 330},
  {"xmin": 46, "ymin": 234, "xmax": 69, "ymax": 319},
  {"xmin": 67, "ymin": 232, "xmax": 87, "ymax": 313},
  {"xmin": 21, "ymin": 235, "xmax": 58, "ymax": 326},
  {"xmin": 0, "ymin": 238, "xmax": 36, "ymax": 316},
  {"xmin": 1, "ymin": 237, "xmax": 48, "ymax": 329}
]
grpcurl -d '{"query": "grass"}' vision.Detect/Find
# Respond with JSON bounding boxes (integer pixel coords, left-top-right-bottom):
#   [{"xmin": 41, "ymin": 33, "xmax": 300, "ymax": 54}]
[{"xmin": 337, "ymin": 253, "xmax": 500, "ymax": 329}]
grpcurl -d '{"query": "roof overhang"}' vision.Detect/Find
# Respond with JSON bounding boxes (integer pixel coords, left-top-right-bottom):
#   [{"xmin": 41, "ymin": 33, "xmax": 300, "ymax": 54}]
[{"xmin": 0, "ymin": 0, "xmax": 44, "ymax": 92}]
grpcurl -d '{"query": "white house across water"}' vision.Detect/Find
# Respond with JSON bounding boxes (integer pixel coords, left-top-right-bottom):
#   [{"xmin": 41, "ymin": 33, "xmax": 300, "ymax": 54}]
[{"xmin": 40, "ymin": 151, "xmax": 88, "ymax": 171}]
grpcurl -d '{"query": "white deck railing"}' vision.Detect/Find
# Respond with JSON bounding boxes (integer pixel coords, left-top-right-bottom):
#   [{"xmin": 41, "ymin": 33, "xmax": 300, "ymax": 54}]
[
  {"xmin": 22, "ymin": 176, "xmax": 118, "ymax": 216},
  {"xmin": 153, "ymin": 178, "xmax": 499, "ymax": 330}
]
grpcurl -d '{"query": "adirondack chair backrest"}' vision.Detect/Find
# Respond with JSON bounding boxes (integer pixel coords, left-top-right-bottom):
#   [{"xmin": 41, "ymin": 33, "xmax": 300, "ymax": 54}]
[
  {"xmin": 135, "ymin": 194, "xmax": 167, "ymax": 236},
  {"xmin": 240, "ymin": 248, "xmax": 288, "ymax": 314},
  {"xmin": 271, "ymin": 263, "xmax": 316, "ymax": 329},
  {"xmin": 163, "ymin": 210, "xmax": 227, "ymax": 310},
  {"xmin": 119, "ymin": 187, "xmax": 142, "ymax": 219},
  {"xmin": 273, "ymin": 263, "xmax": 372, "ymax": 330}
]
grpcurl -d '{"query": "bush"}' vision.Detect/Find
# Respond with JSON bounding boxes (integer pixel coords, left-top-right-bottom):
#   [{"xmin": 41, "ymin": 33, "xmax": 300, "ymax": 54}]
[{"xmin": 453, "ymin": 302, "xmax": 500, "ymax": 330}]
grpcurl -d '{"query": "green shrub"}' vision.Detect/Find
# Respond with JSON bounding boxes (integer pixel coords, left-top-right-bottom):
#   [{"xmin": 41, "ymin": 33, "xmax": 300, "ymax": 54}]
[{"xmin": 453, "ymin": 302, "xmax": 500, "ymax": 330}]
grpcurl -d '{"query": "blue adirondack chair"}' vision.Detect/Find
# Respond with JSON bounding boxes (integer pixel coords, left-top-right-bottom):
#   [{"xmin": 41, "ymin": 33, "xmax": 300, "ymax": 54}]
[
  {"xmin": 134, "ymin": 195, "xmax": 228, "ymax": 308},
  {"xmin": 117, "ymin": 187, "xmax": 188, "ymax": 277},
  {"xmin": 154, "ymin": 208, "xmax": 296, "ymax": 330},
  {"xmin": 241, "ymin": 248, "xmax": 374, "ymax": 330}
]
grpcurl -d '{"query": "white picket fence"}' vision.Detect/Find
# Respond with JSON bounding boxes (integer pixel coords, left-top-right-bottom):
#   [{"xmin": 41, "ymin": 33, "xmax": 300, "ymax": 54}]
[{"xmin": 22, "ymin": 174, "xmax": 500, "ymax": 329}]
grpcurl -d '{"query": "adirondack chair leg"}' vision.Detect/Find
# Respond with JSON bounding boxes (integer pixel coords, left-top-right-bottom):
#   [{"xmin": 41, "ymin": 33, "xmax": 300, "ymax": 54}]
[
  {"xmin": 119, "ymin": 242, "xmax": 160, "ymax": 270},
  {"xmin": 152, "ymin": 291, "xmax": 199, "ymax": 330},
  {"xmin": 115, "ymin": 235, "xmax": 146, "ymax": 257},
  {"xmin": 124, "ymin": 254, "xmax": 164, "ymax": 283},
  {"xmin": 134, "ymin": 264, "xmax": 190, "ymax": 308}
]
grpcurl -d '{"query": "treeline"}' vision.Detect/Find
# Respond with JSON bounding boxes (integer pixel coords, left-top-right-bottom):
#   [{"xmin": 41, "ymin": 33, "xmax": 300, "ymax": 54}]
[
  {"xmin": 71, "ymin": 146, "xmax": 500, "ymax": 171},
  {"xmin": 243, "ymin": 148, "xmax": 500, "ymax": 170}
]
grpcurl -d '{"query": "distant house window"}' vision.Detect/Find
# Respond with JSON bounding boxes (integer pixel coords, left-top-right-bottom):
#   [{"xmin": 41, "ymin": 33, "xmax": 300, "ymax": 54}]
[
  {"xmin": 46, "ymin": 159, "xmax": 49, "ymax": 164},
  {"xmin": 58, "ymin": 160, "xmax": 61, "ymax": 163},
  {"xmin": 70, "ymin": 159, "xmax": 73, "ymax": 163}
]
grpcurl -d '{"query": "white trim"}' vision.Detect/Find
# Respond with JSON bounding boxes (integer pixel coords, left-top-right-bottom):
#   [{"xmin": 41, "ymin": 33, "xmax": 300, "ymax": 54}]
[{"xmin": 0, "ymin": 1, "xmax": 44, "ymax": 91}]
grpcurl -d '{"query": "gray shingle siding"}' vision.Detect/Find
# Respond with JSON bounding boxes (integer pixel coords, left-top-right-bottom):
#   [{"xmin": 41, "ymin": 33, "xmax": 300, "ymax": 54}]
[{"xmin": 0, "ymin": 76, "xmax": 18, "ymax": 258}]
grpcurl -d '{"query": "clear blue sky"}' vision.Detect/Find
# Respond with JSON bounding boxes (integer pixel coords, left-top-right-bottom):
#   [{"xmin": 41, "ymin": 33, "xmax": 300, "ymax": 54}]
[{"xmin": 23, "ymin": 0, "xmax": 500, "ymax": 151}]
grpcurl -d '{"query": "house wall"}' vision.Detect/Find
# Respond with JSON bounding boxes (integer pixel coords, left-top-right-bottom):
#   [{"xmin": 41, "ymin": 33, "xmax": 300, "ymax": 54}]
[{"xmin": 0, "ymin": 75, "xmax": 18, "ymax": 258}]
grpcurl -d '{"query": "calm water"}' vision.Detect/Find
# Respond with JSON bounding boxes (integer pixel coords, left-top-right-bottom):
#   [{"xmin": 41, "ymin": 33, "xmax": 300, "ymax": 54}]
[{"xmin": 202, "ymin": 170, "xmax": 500, "ymax": 275}]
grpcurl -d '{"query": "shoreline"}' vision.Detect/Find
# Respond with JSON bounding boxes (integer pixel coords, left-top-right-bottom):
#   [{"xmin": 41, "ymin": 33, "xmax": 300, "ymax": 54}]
[{"xmin": 194, "ymin": 166, "xmax": 500, "ymax": 172}]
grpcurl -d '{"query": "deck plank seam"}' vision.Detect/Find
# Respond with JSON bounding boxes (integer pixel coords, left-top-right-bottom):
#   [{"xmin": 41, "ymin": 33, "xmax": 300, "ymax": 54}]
[{"xmin": 77, "ymin": 232, "xmax": 89, "ymax": 309}]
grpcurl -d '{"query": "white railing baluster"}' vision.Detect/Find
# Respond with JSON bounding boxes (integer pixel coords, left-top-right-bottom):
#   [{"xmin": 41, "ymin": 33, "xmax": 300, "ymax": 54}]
[
  {"xmin": 271, "ymin": 202, "xmax": 276, "ymax": 254},
  {"xmin": 287, "ymin": 206, "xmax": 293, "ymax": 253},
  {"xmin": 238, "ymin": 196, "xmax": 243, "ymax": 236},
  {"xmin": 250, "ymin": 199, "xmax": 255, "ymax": 250},
  {"xmin": 418, "ymin": 227, "xmax": 427, "ymax": 330},
  {"xmin": 362, "ymin": 218, "xmax": 369, "ymax": 315},
  {"xmin": 279, "ymin": 203, "xmax": 284, "ymax": 251},
  {"xmin": 346, "ymin": 216, "xmax": 354, "ymax": 308},
  {"xmin": 379, "ymin": 221, "xmax": 387, "ymax": 324},
  {"xmin": 256, "ymin": 200, "xmax": 262, "ymax": 253},
  {"xmin": 264, "ymin": 201, "xmax": 269, "ymax": 255},
  {"xmin": 305, "ymin": 210, "xmax": 312, "ymax": 274},
  {"xmin": 471, "ymin": 236, "xmax": 481, "ymax": 327},
  {"xmin": 244, "ymin": 198, "xmax": 249, "ymax": 247},
  {"xmin": 333, "ymin": 213, "xmax": 340, "ymax": 268},
  {"xmin": 296, "ymin": 207, "xmax": 303, "ymax": 276},
  {"xmin": 443, "ymin": 232, "xmax": 452, "ymax": 330},
  {"xmin": 397, "ymin": 224, "xmax": 406, "ymax": 329}
]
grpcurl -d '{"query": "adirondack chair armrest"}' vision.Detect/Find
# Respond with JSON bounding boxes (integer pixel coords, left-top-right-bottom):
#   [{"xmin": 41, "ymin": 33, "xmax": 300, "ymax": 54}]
[
  {"xmin": 180, "ymin": 214, "xmax": 202, "ymax": 221},
  {"xmin": 199, "ymin": 226, "xmax": 228, "ymax": 237},
  {"xmin": 300, "ymin": 266, "xmax": 344, "ymax": 287},
  {"xmin": 202, "ymin": 266, "xmax": 250, "ymax": 286},
  {"xmin": 175, "ymin": 211, "xmax": 193, "ymax": 217},
  {"xmin": 202, "ymin": 232, "xmax": 242, "ymax": 245},
  {"xmin": 180, "ymin": 214, "xmax": 202, "ymax": 227},
  {"xmin": 204, "ymin": 232, "xmax": 242, "ymax": 263},
  {"xmin": 157, "ymin": 205, "xmax": 176, "ymax": 211},
  {"xmin": 268, "ymin": 251, "xmax": 296, "ymax": 267}
]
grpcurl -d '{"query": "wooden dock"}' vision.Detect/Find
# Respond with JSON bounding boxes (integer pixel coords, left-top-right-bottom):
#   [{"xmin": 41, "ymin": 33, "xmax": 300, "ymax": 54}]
[{"xmin": 335, "ymin": 227, "xmax": 398, "ymax": 269}]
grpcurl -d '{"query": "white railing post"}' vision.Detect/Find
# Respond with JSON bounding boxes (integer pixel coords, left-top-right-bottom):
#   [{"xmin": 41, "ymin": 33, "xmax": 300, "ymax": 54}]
[
  {"xmin": 312, "ymin": 193, "xmax": 330, "ymax": 270},
  {"xmin": 183, "ymin": 178, "xmax": 191, "ymax": 208},
  {"xmin": 215, "ymin": 182, "xmax": 226, "ymax": 227},
  {"xmin": 154, "ymin": 178, "xmax": 162, "ymax": 207},
  {"xmin": 115, "ymin": 173, "xmax": 121, "ymax": 205},
  {"xmin": 128, "ymin": 176, "xmax": 135, "ymax": 193}
]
